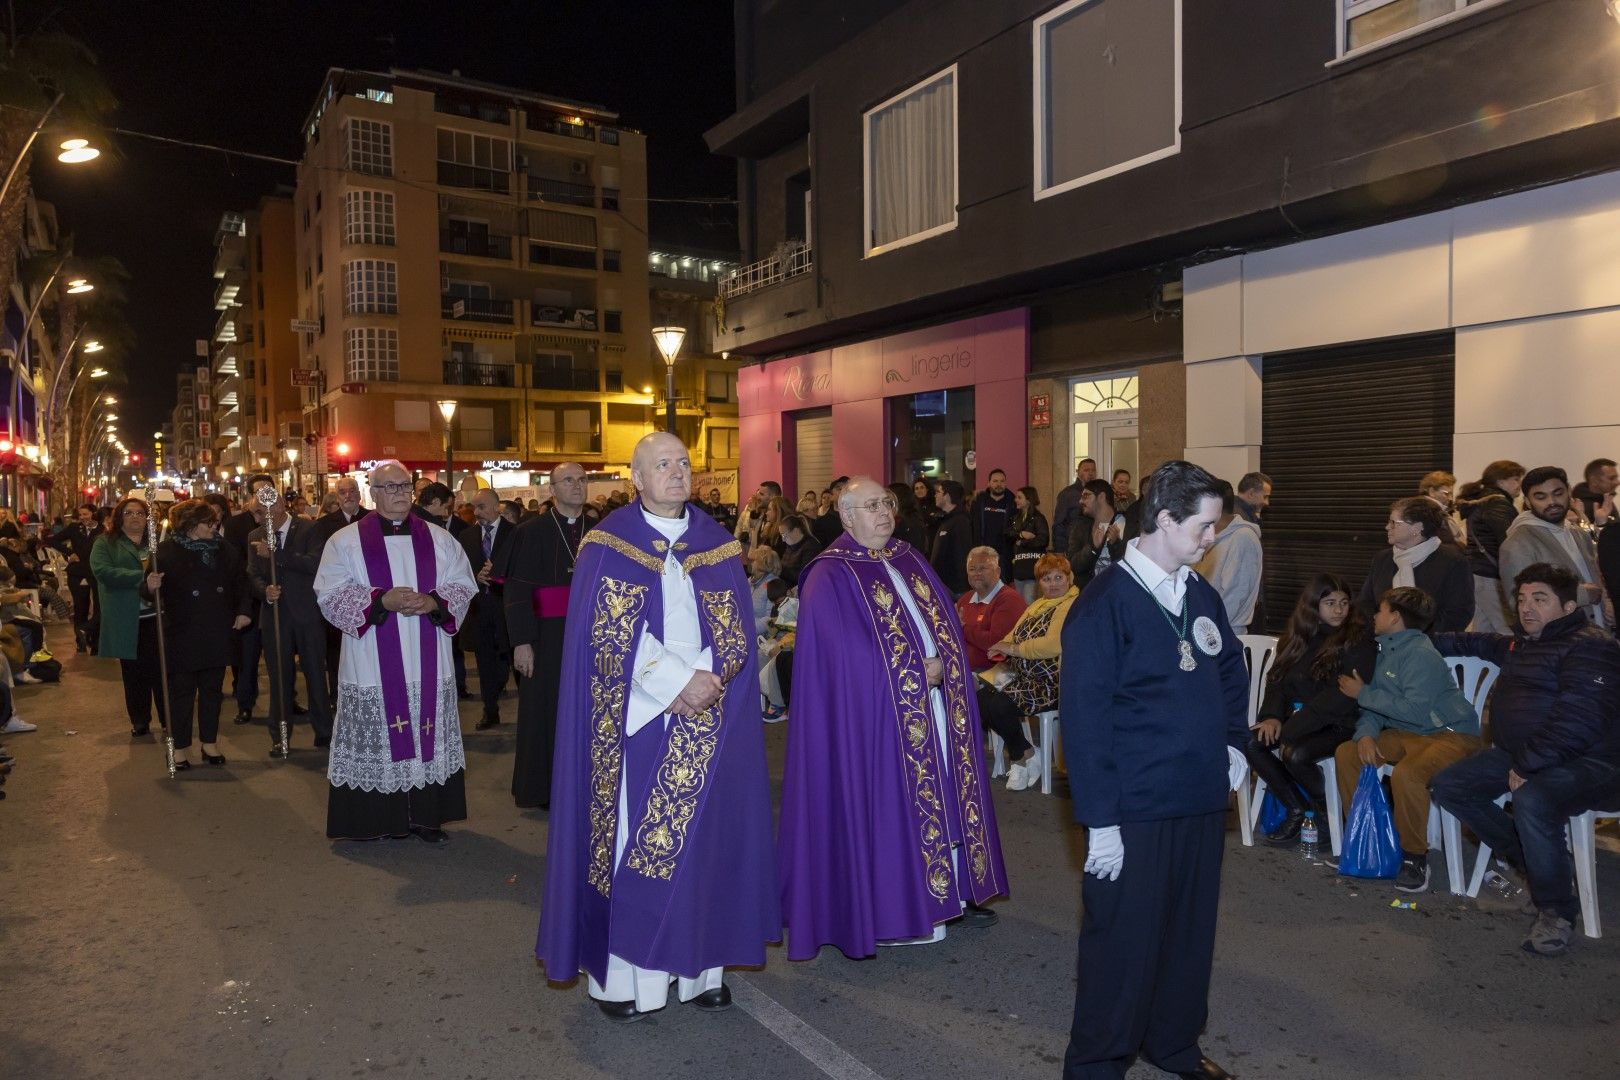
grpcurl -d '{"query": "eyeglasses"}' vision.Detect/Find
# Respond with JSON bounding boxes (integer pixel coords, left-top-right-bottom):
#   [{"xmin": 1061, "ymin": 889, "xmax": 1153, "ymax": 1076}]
[
  {"xmin": 371, "ymin": 482, "xmax": 412, "ymax": 495},
  {"xmin": 1386, "ymin": 519, "xmax": 1417, "ymax": 529},
  {"xmin": 853, "ymin": 498, "xmax": 898, "ymax": 514}
]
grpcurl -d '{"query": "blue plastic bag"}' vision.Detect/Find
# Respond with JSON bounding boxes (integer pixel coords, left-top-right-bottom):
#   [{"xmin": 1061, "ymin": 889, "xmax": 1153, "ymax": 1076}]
[
  {"xmin": 1339, "ymin": 764, "xmax": 1402, "ymax": 879},
  {"xmin": 1258, "ymin": 789, "xmax": 1289, "ymax": 834}
]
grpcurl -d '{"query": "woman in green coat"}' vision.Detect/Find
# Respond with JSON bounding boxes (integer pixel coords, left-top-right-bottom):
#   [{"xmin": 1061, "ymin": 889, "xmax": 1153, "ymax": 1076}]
[{"xmin": 91, "ymin": 496, "xmax": 164, "ymax": 736}]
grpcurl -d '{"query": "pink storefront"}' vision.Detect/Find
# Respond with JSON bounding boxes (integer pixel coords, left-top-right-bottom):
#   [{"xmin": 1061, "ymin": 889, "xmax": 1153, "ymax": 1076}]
[{"xmin": 737, "ymin": 309, "xmax": 1029, "ymax": 499}]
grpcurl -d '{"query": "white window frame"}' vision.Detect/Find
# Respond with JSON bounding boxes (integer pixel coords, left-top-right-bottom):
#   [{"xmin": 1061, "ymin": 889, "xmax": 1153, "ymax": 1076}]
[
  {"xmin": 343, "ymin": 260, "xmax": 398, "ymax": 315},
  {"xmin": 343, "ymin": 189, "xmax": 395, "ymax": 246},
  {"xmin": 436, "ymin": 128, "xmax": 513, "ymax": 172},
  {"xmin": 861, "ymin": 65, "xmax": 959, "ymax": 258},
  {"xmin": 344, "ymin": 118, "xmax": 393, "ymax": 176},
  {"xmin": 1333, "ymin": 0, "xmax": 1510, "ymax": 62},
  {"xmin": 344, "ymin": 327, "xmax": 399, "ymax": 382},
  {"xmin": 1032, "ymin": 0, "xmax": 1181, "ymax": 202}
]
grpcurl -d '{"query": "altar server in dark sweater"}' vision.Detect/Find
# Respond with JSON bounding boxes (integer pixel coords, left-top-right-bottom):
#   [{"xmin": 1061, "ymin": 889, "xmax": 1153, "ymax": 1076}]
[{"xmin": 1059, "ymin": 460, "xmax": 1250, "ymax": 1080}]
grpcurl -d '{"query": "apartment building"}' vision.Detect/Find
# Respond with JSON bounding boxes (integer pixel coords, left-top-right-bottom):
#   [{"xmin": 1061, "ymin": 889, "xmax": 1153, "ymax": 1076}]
[{"xmin": 291, "ymin": 67, "xmax": 680, "ymax": 491}]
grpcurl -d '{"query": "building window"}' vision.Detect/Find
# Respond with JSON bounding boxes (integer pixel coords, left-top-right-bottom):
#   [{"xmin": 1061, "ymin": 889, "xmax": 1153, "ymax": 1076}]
[
  {"xmin": 255, "ymin": 283, "xmax": 264, "ymax": 310},
  {"xmin": 705, "ymin": 370, "xmax": 738, "ymax": 403},
  {"xmin": 602, "ymin": 248, "xmax": 621, "ymax": 272},
  {"xmin": 533, "ymin": 405, "xmax": 598, "ymax": 454},
  {"xmin": 316, "ymin": 250, "xmax": 324, "ymax": 275},
  {"xmin": 344, "ymin": 118, "xmax": 393, "ymax": 176},
  {"xmin": 344, "ymin": 327, "xmax": 399, "ymax": 382},
  {"xmin": 314, "ymin": 191, "xmax": 322, "ymax": 214},
  {"xmin": 255, "ymin": 236, "xmax": 263, "ymax": 271},
  {"xmin": 863, "ymin": 66, "xmax": 957, "ymax": 256},
  {"xmin": 1034, "ymin": 0, "xmax": 1180, "ymax": 200},
  {"xmin": 1340, "ymin": 0, "xmax": 1500, "ymax": 54},
  {"xmin": 343, "ymin": 190, "xmax": 395, "ymax": 245},
  {"xmin": 532, "ymin": 350, "xmax": 598, "ymax": 391},
  {"xmin": 344, "ymin": 260, "xmax": 398, "ymax": 315},
  {"xmin": 455, "ymin": 404, "xmax": 509, "ymax": 450},
  {"xmin": 436, "ymin": 128, "xmax": 513, "ymax": 192},
  {"xmin": 602, "ymin": 310, "xmax": 622, "ymax": 334},
  {"xmin": 1071, "ymin": 375, "xmax": 1138, "ymax": 415},
  {"xmin": 708, "ymin": 427, "xmax": 740, "ymax": 460}
]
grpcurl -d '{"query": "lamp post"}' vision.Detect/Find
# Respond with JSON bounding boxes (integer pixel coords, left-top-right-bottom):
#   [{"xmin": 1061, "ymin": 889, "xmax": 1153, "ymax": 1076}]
[
  {"xmin": 285, "ymin": 445, "xmax": 300, "ymax": 498},
  {"xmin": 651, "ymin": 326, "xmax": 686, "ymax": 434},
  {"xmin": 0, "ymin": 92, "xmax": 101, "ymax": 213},
  {"xmin": 437, "ymin": 400, "xmax": 459, "ymax": 489}
]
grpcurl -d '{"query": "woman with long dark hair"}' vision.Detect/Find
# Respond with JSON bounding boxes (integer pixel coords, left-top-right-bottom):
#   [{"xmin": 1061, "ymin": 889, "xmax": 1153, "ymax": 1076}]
[
  {"xmin": 1006, "ymin": 485, "xmax": 1050, "ymax": 603},
  {"xmin": 1245, "ymin": 572, "xmax": 1378, "ymax": 845},
  {"xmin": 886, "ymin": 481, "xmax": 929, "ymax": 552},
  {"xmin": 90, "ymin": 496, "xmax": 165, "ymax": 737},
  {"xmin": 913, "ymin": 476, "xmax": 940, "ymax": 534}
]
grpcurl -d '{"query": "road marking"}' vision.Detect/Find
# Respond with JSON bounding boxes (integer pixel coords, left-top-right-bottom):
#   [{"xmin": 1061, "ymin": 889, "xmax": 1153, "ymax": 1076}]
[{"xmin": 729, "ymin": 974, "xmax": 887, "ymax": 1080}]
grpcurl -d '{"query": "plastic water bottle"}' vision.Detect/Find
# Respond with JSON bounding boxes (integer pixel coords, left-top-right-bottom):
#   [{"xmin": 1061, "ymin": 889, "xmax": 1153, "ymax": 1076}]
[{"xmin": 1300, "ymin": 812, "xmax": 1320, "ymax": 862}]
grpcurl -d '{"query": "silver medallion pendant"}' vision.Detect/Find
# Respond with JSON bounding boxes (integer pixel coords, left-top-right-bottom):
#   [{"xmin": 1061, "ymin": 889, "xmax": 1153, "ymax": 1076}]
[{"xmin": 1178, "ymin": 639, "xmax": 1198, "ymax": 672}]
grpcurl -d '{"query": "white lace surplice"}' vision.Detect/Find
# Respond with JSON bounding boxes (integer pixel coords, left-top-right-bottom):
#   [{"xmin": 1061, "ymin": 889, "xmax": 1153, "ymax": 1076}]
[{"xmin": 314, "ymin": 520, "xmax": 476, "ymax": 793}]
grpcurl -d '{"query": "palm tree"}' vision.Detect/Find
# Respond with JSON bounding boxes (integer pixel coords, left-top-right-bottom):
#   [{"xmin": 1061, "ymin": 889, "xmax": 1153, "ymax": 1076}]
[{"xmin": 0, "ymin": 20, "xmax": 115, "ymax": 307}]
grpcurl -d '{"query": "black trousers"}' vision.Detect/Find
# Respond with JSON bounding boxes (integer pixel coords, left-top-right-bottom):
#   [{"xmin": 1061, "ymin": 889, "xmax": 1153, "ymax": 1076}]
[
  {"xmin": 169, "ymin": 666, "xmax": 225, "ymax": 749},
  {"xmin": 262, "ymin": 610, "xmax": 332, "ymax": 744},
  {"xmin": 120, "ymin": 617, "xmax": 165, "ymax": 731},
  {"xmin": 1244, "ymin": 724, "xmax": 1351, "ymax": 814},
  {"xmin": 975, "ymin": 683, "xmax": 1033, "ymax": 760},
  {"xmin": 232, "ymin": 624, "xmax": 262, "ymax": 711},
  {"xmin": 1065, "ymin": 811, "xmax": 1225, "ymax": 1079},
  {"xmin": 68, "ymin": 576, "xmax": 94, "ymax": 639},
  {"xmin": 470, "ymin": 605, "xmax": 510, "ymax": 717}
]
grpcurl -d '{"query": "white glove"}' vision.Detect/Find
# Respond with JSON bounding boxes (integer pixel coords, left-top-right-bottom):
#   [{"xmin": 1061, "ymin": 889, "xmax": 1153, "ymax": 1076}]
[
  {"xmin": 1227, "ymin": 745, "xmax": 1249, "ymax": 793},
  {"xmin": 1083, "ymin": 825, "xmax": 1123, "ymax": 881}
]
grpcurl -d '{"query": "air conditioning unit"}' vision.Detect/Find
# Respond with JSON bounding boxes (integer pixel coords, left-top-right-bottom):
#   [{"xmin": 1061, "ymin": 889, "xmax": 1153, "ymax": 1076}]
[{"xmin": 569, "ymin": 159, "xmax": 588, "ymax": 177}]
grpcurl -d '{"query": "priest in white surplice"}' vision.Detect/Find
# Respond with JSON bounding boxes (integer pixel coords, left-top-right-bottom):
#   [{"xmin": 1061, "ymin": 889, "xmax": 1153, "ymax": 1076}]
[{"xmin": 315, "ymin": 460, "xmax": 477, "ymax": 843}]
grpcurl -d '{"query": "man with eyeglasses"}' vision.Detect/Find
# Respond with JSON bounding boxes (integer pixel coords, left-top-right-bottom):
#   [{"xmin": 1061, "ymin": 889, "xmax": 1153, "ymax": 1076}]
[
  {"xmin": 313, "ymin": 460, "xmax": 477, "ymax": 844},
  {"xmin": 780, "ymin": 476, "xmax": 1008, "ymax": 961},
  {"xmin": 538, "ymin": 432, "xmax": 777, "ymax": 1023}
]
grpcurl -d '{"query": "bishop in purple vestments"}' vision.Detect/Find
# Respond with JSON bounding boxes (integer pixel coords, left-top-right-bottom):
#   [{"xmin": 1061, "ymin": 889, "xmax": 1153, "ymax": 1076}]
[
  {"xmin": 780, "ymin": 476, "xmax": 1008, "ymax": 960},
  {"xmin": 536, "ymin": 433, "xmax": 779, "ymax": 1022}
]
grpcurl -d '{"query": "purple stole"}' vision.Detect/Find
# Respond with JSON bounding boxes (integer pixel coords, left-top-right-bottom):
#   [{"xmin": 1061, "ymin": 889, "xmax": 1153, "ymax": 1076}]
[{"xmin": 357, "ymin": 512, "xmax": 441, "ymax": 763}]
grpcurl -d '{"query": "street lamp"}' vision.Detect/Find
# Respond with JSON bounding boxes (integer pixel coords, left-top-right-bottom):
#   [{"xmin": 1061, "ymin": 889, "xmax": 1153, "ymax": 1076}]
[
  {"xmin": 437, "ymin": 399, "xmax": 458, "ymax": 489},
  {"xmin": 651, "ymin": 326, "xmax": 686, "ymax": 434},
  {"xmin": 0, "ymin": 91, "xmax": 101, "ymax": 211},
  {"xmin": 57, "ymin": 138, "xmax": 100, "ymax": 164},
  {"xmin": 285, "ymin": 444, "xmax": 300, "ymax": 496}
]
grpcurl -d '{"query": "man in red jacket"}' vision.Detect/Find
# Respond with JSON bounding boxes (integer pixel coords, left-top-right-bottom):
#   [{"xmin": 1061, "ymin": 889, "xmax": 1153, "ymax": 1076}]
[{"xmin": 954, "ymin": 546, "xmax": 1025, "ymax": 672}]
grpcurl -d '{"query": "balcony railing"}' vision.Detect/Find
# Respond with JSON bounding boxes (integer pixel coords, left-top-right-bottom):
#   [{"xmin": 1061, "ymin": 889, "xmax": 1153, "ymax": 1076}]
[
  {"xmin": 527, "ymin": 176, "xmax": 595, "ymax": 207},
  {"xmin": 442, "ymin": 359, "xmax": 517, "ymax": 387},
  {"xmin": 441, "ymin": 295, "xmax": 515, "ymax": 324},
  {"xmin": 532, "ymin": 366, "xmax": 599, "ymax": 392},
  {"xmin": 719, "ymin": 243, "xmax": 813, "ymax": 299},
  {"xmin": 529, "ymin": 242, "xmax": 596, "ymax": 270},
  {"xmin": 437, "ymin": 161, "xmax": 511, "ymax": 193},
  {"xmin": 530, "ymin": 305, "xmax": 596, "ymax": 331},
  {"xmin": 440, "ymin": 230, "xmax": 513, "ymax": 260},
  {"xmin": 528, "ymin": 115, "xmax": 596, "ymax": 141}
]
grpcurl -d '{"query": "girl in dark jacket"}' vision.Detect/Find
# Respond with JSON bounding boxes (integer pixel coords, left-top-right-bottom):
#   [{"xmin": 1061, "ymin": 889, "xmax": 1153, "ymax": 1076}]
[
  {"xmin": 1005, "ymin": 486, "xmax": 1050, "ymax": 602},
  {"xmin": 887, "ymin": 482, "xmax": 930, "ymax": 554},
  {"xmin": 141, "ymin": 499, "xmax": 252, "ymax": 769},
  {"xmin": 1247, "ymin": 572, "xmax": 1378, "ymax": 844},
  {"xmin": 912, "ymin": 477, "xmax": 941, "ymax": 535},
  {"xmin": 1458, "ymin": 460, "xmax": 1524, "ymax": 633}
]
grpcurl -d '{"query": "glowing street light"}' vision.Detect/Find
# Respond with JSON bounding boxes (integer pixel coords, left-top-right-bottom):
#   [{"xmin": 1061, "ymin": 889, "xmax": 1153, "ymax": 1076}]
[
  {"xmin": 83, "ymin": 340, "xmax": 104, "ymax": 353},
  {"xmin": 437, "ymin": 399, "xmax": 458, "ymax": 488},
  {"xmin": 65, "ymin": 277, "xmax": 93, "ymax": 294},
  {"xmin": 57, "ymin": 138, "xmax": 100, "ymax": 164}
]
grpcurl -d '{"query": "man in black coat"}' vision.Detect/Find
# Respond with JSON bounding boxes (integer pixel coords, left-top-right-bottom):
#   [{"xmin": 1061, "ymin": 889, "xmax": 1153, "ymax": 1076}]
[
  {"xmin": 413, "ymin": 481, "xmax": 472, "ymax": 696},
  {"xmin": 48, "ymin": 504, "xmax": 99, "ymax": 652},
  {"xmin": 929, "ymin": 479, "xmax": 972, "ymax": 595},
  {"xmin": 811, "ymin": 476, "xmax": 849, "ymax": 549},
  {"xmin": 309, "ymin": 477, "xmax": 371, "ymax": 699},
  {"xmin": 248, "ymin": 495, "xmax": 331, "ymax": 753},
  {"xmin": 969, "ymin": 468, "xmax": 1016, "ymax": 582},
  {"xmin": 457, "ymin": 488, "xmax": 514, "ymax": 729},
  {"xmin": 223, "ymin": 474, "xmax": 275, "ymax": 723},
  {"xmin": 1431, "ymin": 562, "xmax": 1620, "ymax": 958}
]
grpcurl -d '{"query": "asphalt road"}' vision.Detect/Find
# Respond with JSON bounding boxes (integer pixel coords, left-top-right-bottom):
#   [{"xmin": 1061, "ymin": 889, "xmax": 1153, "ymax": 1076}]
[{"xmin": 2, "ymin": 628, "xmax": 1616, "ymax": 1080}]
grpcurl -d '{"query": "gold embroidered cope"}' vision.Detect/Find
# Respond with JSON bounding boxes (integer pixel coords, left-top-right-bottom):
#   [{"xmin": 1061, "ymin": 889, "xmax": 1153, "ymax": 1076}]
[{"xmin": 585, "ymin": 577, "xmax": 648, "ymax": 896}]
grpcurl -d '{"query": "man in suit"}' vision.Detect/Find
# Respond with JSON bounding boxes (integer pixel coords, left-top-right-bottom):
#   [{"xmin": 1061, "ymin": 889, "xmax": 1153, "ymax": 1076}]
[
  {"xmin": 48, "ymin": 504, "xmax": 100, "ymax": 653},
  {"xmin": 224, "ymin": 474, "xmax": 276, "ymax": 723},
  {"xmin": 413, "ymin": 481, "xmax": 471, "ymax": 696},
  {"xmin": 248, "ymin": 490, "xmax": 332, "ymax": 754},
  {"xmin": 310, "ymin": 477, "xmax": 371, "ymax": 699},
  {"xmin": 457, "ymin": 488, "xmax": 514, "ymax": 729}
]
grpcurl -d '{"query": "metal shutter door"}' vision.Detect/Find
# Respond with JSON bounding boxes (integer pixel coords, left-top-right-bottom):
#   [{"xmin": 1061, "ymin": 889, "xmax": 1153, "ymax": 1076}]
[
  {"xmin": 794, "ymin": 412, "xmax": 834, "ymax": 496},
  {"xmin": 1259, "ymin": 333, "xmax": 1454, "ymax": 631}
]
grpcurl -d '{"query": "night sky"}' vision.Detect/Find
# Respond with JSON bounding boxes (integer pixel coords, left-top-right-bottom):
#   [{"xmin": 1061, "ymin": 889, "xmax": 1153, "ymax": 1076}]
[{"xmin": 31, "ymin": 0, "xmax": 737, "ymax": 465}]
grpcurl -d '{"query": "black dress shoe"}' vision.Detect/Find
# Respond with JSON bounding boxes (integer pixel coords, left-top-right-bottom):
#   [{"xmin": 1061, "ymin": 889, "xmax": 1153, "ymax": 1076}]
[
  {"xmin": 233, "ymin": 709, "xmax": 252, "ymax": 725},
  {"xmin": 1178, "ymin": 1056, "xmax": 1235, "ymax": 1080},
  {"xmin": 173, "ymin": 759, "xmax": 192, "ymax": 772},
  {"xmin": 1261, "ymin": 809, "xmax": 1305, "ymax": 847},
  {"xmin": 201, "ymin": 750, "xmax": 227, "ymax": 766},
  {"xmin": 959, "ymin": 903, "xmax": 999, "ymax": 928},
  {"xmin": 475, "ymin": 714, "xmax": 500, "ymax": 731},
  {"xmin": 131, "ymin": 726, "xmax": 150, "ymax": 738},
  {"xmin": 268, "ymin": 743, "xmax": 287, "ymax": 758},
  {"xmin": 596, "ymin": 999, "xmax": 645, "ymax": 1024},
  {"xmin": 457, "ymin": 687, "xmax": 473, "ymax": 700},
  {"xmin": 314, "ymin": 734, "xmax": 331, "ymax": 749},
  {"xmin": 291, "ymin": 701, "xmax": 308, "ymax": 716},
  {"xmin": 690, "ymin": 985, "xmax": 731, "ymax": 1012},
  {"xmin": 409, "ymin": 824, "xmax": 449, "ymax": 844}
]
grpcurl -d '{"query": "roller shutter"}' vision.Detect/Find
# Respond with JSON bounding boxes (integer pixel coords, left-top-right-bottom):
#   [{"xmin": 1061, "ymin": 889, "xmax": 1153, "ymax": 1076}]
[
  {"xmin": 1258, "ymin": 333, "xmax": 1454, "ymax": 631},
  {"xmin": 794, "ymin": 411, "xmax": 834, "ymax": 497}
]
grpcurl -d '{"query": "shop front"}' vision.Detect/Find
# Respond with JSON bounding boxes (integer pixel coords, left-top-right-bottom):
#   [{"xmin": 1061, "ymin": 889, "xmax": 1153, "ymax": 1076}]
[{"xmin": 737, "ymin": 310, "xmax": 1029, "ymax": 499}]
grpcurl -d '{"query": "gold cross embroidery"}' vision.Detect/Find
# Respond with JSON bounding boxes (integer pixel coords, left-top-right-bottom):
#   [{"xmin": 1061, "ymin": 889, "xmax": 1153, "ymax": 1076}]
[
  {"xmin": 390, "ymin": 715, "xmax": 408, "ymax": 735},
  {"xmin": 422, "ymin": 718, "xmax": 434, "ymax": 734}
]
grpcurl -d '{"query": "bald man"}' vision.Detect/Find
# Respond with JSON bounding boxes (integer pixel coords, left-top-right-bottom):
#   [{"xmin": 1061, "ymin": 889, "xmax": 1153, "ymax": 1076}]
[{"xmin": 457, "ymin": 488, "xmax": 516, "ymax": 729}]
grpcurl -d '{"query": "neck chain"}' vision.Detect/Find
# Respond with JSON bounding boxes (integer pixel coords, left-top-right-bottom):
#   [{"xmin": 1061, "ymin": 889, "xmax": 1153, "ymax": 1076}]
[
  {"xmin": 550, "ymin": 509, "xmax": 580, "ymax": 573},
  {"xmin": 1120, "ymin": 560, "xmax": 1198, "ymax": 672}
]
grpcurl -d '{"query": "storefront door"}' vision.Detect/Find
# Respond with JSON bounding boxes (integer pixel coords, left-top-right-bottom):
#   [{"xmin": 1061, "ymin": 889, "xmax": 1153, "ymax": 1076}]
[{"xmin": 890, "ymin": 388, "xmax": 976, "ymax": 487}]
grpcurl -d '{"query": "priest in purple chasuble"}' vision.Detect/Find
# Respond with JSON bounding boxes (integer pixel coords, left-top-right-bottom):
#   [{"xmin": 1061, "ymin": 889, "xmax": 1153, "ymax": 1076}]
[
  {"xmin": 537, "ymin": 433, "xmax": 778, "ymax": 1023},
  {"xmin": 780, "ymin": 476, "xmax": 1008, "ymax": 960},
  {"xmin": 314, "ymin": 460, "xmax": 477, "ymax": 844}
]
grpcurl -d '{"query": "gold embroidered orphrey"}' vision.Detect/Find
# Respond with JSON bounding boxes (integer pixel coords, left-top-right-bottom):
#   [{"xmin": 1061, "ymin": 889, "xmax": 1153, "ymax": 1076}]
[
  {"xmin": 580, "ymin": 530, "xmax": 665, "ymax": 575},
  {"xmin": 866, "ymin": 576, "xmax": 955, "ymax": 900},
  {"xmin": 584, "ymin": 576, "xmax": 649, "ymax": 897},
  {"xmin": 909, "ymin": 572, "xmax": 994, "ymax": 888},
  {"xmin": 625, "ymin": 587, "xmax": 750, "ymax": 881},
  {"xmin": 582, "ymin": 529, "xmax": 744, "ymax": 579}
]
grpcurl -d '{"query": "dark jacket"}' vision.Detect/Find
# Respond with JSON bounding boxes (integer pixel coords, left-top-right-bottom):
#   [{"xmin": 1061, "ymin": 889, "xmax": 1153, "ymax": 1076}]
[
  {"xmin": 1066, "ymin": 517, "xmax": 1127, "ymax": 591},
  {"xmin": 893, "ymin": 510, "xmax": 930, "ymax": 554},
  {"xmin": 1356, "ymin": 543, "xmax": 1474, "ymax": 633},
  {"xmin": 1051, "ymin": 482, "xmax": 1084, "ymax": 553},
  {"xmin": 308, "ymin": 506, "xmax": 371, "ymax": 552},
  {"xmin": 49, "ymin": 522, "xmax": 99, "ymax": 584},
  {"xmin": 776, "ymin": 534, "xmax": 822, "ymax": 588},
  {"xmin": 1006, "ymin": 508, "xmax": 1050, "ymax": 581},
  {"xmin": 1435, "ymin": 611, "xmax": 1620, "ymax": 773},
  {"xmin": 247, "ymin": 516, "xmax": 324, "ymax": 625},
  {"xmin": 1600, "ymin": 524, "xmax": 1620, "ymax": 614},
  {"xmin": 1460, "ymin": 485, "xmax": 1517, "ymax": 579},
  {"xmin": 929, "ymin": 507, "xmax": 972, "ymax": 595},
  {"xmin": 143, "ymin": 539, "xmax": 250, "ymax": 671},
  {"xmin": 457, "ymin": 515, "xmax": 513, "ymax": 650},
  {"xmin": 970, "ymin": 488, "xmax": 1016, "ymax": 553},
  {"xmin": 1258, "ymin": 631, "xmax": 1378, "ymax": 737},
  {"xmin": 810, "ymin": 510, "xmax": 843, "ymax": 549}
]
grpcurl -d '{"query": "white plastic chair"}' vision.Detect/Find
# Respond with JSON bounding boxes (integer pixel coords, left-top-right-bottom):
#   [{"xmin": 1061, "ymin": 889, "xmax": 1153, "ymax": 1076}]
[
  {"xmin": 1460, "ymin": 797, "xmax": 1618, "ymax": 939},
  {"xmin": 1234, "ymin": 634, "xmax": 1278, "ymax": 847},
  {"xmin": 1036, "ymin": 710, "xmax": 1060, "ymax": 795}
]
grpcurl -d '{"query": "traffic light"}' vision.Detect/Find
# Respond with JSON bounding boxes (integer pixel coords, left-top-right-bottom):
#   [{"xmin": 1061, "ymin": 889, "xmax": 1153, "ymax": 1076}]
[{"xmin": 131, "ymin": 452, "xmax": 142, "ymax": 464}]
